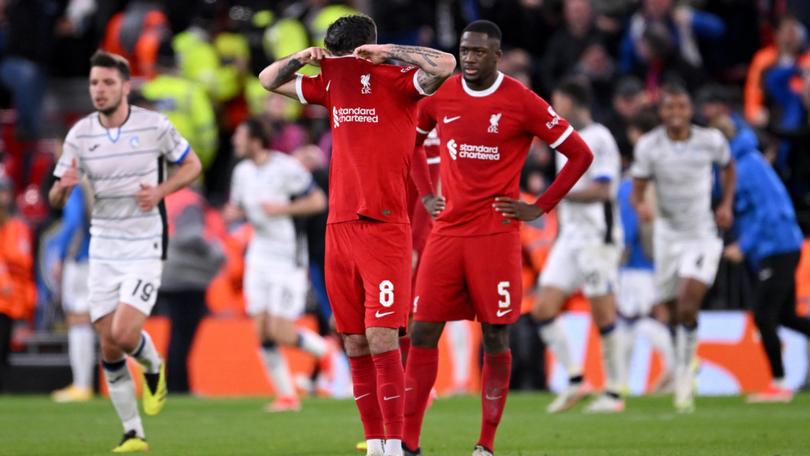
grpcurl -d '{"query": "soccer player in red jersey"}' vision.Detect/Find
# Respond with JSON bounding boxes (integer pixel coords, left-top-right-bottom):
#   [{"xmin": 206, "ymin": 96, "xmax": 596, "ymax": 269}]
[
  {"xmin": 402, "ymin": 21, "xmax": 593, "ymax": 456},
  {"xmin": 258, "ymin": 15, "xmax": 456, "ymax": 456}
]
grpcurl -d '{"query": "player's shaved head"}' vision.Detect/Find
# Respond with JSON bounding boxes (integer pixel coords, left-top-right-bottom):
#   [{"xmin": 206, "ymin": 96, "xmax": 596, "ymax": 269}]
[
  {"xmin": 460, "ymin": 21, "xmax": 502, "ymax": 89},
  {"xmin": 325, "ymin": 15, "xmax": 377, "ymax": 56}
]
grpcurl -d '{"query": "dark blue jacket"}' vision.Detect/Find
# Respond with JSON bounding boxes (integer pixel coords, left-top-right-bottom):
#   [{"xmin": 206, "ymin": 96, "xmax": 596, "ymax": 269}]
[{"xmin": 730, "ymin": 117, "xmax": 803, "ymax": 269}]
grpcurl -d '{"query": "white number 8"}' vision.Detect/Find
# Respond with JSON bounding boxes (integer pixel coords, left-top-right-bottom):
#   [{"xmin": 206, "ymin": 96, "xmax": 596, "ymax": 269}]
[
  {"xmin": 379, "ymin": 280, "xmax": 394, "ymax": 307},
  {"xmin": 497, "ymin": 281, "xmax": 510, "ymax": 309}
]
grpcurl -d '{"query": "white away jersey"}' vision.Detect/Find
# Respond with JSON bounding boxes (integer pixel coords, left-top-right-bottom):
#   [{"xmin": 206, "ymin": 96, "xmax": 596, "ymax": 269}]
[
  {"xmin": 555, "ymin": 122, "xmax": 622, "ymax": 245},
  {"xmin": 630, "ymin": 125, "xmax": 730, "ymax": 237},
  {"xmin": 230, "ymin": 153, "xmax": 313, "ymax": 267},
  {"xmin": 55, "ymin": 106, "xmax": 190, "ymax": 261}
]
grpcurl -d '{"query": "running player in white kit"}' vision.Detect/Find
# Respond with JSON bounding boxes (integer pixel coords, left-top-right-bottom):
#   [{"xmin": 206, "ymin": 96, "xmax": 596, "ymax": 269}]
[
  {"xmin": 531, "ymin": 78, "xmax": 625, "ymax": 413},
  {"xmin": 48, "ymin": 51, "xmax": 202, "ymax": 452},
  {"xmin": 630, "ymin": 83, "xmax": 735, "ymax": 413},
  {"xmin": 227, "ymin": 117, "xmax": 328, "ymax": 412}
]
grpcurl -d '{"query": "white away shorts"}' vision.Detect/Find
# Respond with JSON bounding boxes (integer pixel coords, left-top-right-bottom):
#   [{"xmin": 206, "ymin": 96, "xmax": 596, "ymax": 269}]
[
  {"xmin": 244, "ymin": 264, "xmax": 308, "ymax": 320},
  {"xmin": 653, "ymin": 234, "xmax": 722, "ymax": 303},
  {"xmin": 539, "ymin": 239, "xmax": 621, "ymax": 297},
  {"xmin": 88, "ymin": 258, "xmax": 163, "ymax": 322}
]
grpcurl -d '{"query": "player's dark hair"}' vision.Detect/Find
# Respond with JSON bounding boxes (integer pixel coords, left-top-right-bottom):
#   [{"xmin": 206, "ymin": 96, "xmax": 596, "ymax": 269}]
[
  {"xmin": 462, "ymin": 20, "xmax": 502, "ymax": 41},
  {"xmin": 660, "ymin": 81, "xmax": 691, "ymax": 102},
  {"xmin": 324, "ymin": 15, "xmax": 377, "ymax": 56},
  {"xmin": 90, "ymin": 50, "xmax": 131, "ymax": 80},
  {"xmin": 629, "ymin": 106, "xmax": 660, "ymax": 134},
  {"xmin": 555, "ymin": 77, "xmax": 592, "ymax": 108},
  {"xmin": 242, "ymin": 117, "xmax": 271, "ymax": 149}
]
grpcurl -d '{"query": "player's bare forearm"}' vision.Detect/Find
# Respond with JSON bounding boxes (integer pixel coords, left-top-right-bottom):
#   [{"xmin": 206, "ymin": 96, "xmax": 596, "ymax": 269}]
[
  {"xmin": 630, "ymin": 178, "xmax": 648, "ymax": 210},
  {"xmin": 48, "ymin": 181, "xmax": 71, "ymax": 209},
  {"xmin": 158, "ymin": 150, "xmax": 202, "ymax": 198},
  {"xmin": 287, "ymin": 187, "xmax": 326, "ymax": 216},
  {"xmin": 259, "ymin": 56, "xmax": 305, "ymax": 93},
  {"xmin": 565, "ymin": 181, "xmax": 611, "ymax": 203},
  {"xmin": 719, "ymin": 160, "xmax": 736, "ymax": 209}
]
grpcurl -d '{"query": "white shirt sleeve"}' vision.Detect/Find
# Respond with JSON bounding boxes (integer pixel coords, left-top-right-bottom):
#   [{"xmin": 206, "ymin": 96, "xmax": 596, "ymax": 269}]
[
  {"xmin": 157, "ymin": 115, "xmax": 191, "ymax": 164},
  {"xmin": 630, "ymin": 135, "xmax": 653, "ymax": 179},
  {"xmin": 589, "ymin": 128, "xmax": 621, "ymax": 182}
]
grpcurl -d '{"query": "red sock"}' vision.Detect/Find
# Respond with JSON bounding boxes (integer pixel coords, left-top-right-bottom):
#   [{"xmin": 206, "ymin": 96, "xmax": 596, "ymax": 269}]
[
  {"xmin": 349, "ymin": 354, "xmax": 385, "ymax": 440},
  {"xmin": 373, "ymin": 349, "xmax": 405, "ymax": 440},
  {"xmin": 478, "ymin": 350, "xmax": 512, "ymax": 451},
  {"xmin": 403, "ymin": 346, "xmax": 439, "ymax": 450},
  {"xmin": 399, "ymin": 335, "xmax": 411, "ymax": 368}
]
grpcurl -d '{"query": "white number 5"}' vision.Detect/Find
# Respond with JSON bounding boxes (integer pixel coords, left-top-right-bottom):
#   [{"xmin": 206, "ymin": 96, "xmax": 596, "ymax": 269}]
[
  {"xmin": 379, "ymin": 280, "xmax": 394, "ymax": 307},
  {"xmin": 497, "ymin": 281, "xmax": 510, "ymax": 309}
]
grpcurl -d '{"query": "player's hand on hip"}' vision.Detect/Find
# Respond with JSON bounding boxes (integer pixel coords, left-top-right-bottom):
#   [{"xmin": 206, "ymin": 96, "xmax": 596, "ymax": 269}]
[
  {"xmin": 136, "ymin": 183, "xmax": 163, "ymax": 212},
  {"xmin": 493, "ymin": 196, "xmax": 543, "ymax": 221},
  {"xmin": 422, "ymin": 194, "xmax": 446, "ymax": 218},
  {"xmin": 295, "ymin": 47, "xmax": 330, "ymax": 66},
  {"xmin": 353, "ymin": 44, "xmax": 392, "ymax": 64},
  {"xmin": 715, "ymin": 204, "xmax": 733, "ymax": 230},
  {"xmin": 59, "ymin": 158, "xmax": 80, "ymax": 189}
]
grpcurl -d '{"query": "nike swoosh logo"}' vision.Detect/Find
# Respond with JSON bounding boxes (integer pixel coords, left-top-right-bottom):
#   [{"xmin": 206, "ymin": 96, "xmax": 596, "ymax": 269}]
[
  {"xmin": 375, "ymin": 310, "xmax": 395, "ymax": 318},
  {"xmin": 353, "ymin": 393, "xmax": 371, "ymax": 401},
  {"xmin": 326, "ymin": 80, "xmax": 331, "ymax": 92},
  {"xmin": 496, "ymin": 309, "xmax": 512, "ymax": 318},
  {"xmin": 443, "ymin": 116, "xmax": 461, "ymax": 124},
  {"xmin": 405, "ymin": 387, "xmax": 414, "ymax": 392},
  {"xmin": 383, "ymin": 395, "xmax": 400, "ymax": 401},
  {"xmin": 485, "ymin": 394, "xmax": 503, "ymax": 400}
]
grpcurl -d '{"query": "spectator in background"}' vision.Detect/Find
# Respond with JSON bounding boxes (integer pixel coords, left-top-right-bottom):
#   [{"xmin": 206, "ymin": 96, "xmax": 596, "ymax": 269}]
[
  {"xmin": 541, "ymin": 0, "xmax": 612, "ymax": 98},
  {"xmin": 158, "ymin": 187, "xmax": 224, "ymax": 394},
  {"xmin": 629, "ymin": 22, "xmax": 705, "ymax": 98},
  {"xmin": 50, "ymin": 181, "xmax": 93, "ymax": 403},
  {"xmin": 602, "ymin": 76, "xmax": 650, "ymax": 164},
  {"xmin": 143, "ymin": 40, "xmax": 218, "ymax": 170},
  {"xmin": 263, "ymin": 94, "xmax": 308, "ymax": 154},
  {"xmin": 701, "ymin": 92, "xmax": 810, "ymax": 403},
  {"xmin": 0, "ymin": 0, "xmax": 61, "ymax": 139},
  {"xmin": 101, "ymin": 0, "xmax": 169, "ymax": 80},
  {"xmin": 745, "ymin": 16, "xmax": 810, "ymax": 128},
  {"xmin": 619, "ymin": 0, "xmax": 725, "ymax": 75},
  {"xmin": 0, "ymin": 172, "xmax": 35, "ymax": 390}
]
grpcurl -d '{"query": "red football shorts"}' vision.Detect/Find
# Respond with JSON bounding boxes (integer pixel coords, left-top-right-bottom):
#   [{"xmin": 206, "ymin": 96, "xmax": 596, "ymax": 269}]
[
  {"xmin": 325, "ymin": 220, "xmax": 412, "ymax": 334},
  {"xmin": 413, "ymin": 231, "xmax": 522, "ymax": 325}
]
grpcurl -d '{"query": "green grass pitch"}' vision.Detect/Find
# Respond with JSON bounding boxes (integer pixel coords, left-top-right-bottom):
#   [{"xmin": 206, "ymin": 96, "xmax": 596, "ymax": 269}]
[{"xmin": 1, "ymin": 393, "xmax": 809, "ymax": 455}]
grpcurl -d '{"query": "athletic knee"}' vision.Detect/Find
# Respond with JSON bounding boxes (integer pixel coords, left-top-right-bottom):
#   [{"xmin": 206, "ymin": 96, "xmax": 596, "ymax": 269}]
[
  {"xmin": 342, "ymin": 334, "xmax": 370, "ymax": 357},
  {"xmin": 110, "ymin": 326, "xmax": 140, "ymax": 352},
  {"xmin": 481, "ymin": 324, "xmax": 510, "ymax": 354},
  {"xmin": 409, "ymin": 322, "xmax": 443, "ymax": 348}
]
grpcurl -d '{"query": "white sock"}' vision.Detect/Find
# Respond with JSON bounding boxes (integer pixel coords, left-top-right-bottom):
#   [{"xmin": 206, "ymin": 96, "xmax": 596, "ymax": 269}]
[
  {"xmin": 102, "ymin": 358, "xmax": 144, "ymax": 438},
  {"xmin": 675, "ymin": 324, "xmax": 698, "ymax": 377},
  {"xmin": 384, "ymin": 438, "xmax": 403, "ymax": 456},
  {"xmin": 261, "ymin": 345, "xmax": 296, "ymax": 398},
  {"xmin": 366, "ymin": 438, "xmax": 384, "ymax": 455},
  {"xmin": 618, "ymin": 319, "xmax": 637, "ymax": 381},
  {"xmin": 638, "ymin": 318, "xmax": 675, "ymax": 376},
  {"xmin": 447, "ymin": 321, "xmax": 471, "ymax": 387},
  {"xmin": 774, "ymin": 377, "xmax": 786, "ymax": 389},
  {"xmin": 129, "ymin": 331, "xmax": 161, "ymax": 374},
  {"xmin": 538, "ymin": 318, "xmax": 580, "ymax": 379},
  {"xmin": 599, "ymin": 324, "xmax": 623, "ymax": 394},
  {"xmin": 296, "ymin": 329, "xmax": 327, "ymax": 358},
  {"xmin": 68, "ymin": 324, "xmax": 95, "ymax": 389}
]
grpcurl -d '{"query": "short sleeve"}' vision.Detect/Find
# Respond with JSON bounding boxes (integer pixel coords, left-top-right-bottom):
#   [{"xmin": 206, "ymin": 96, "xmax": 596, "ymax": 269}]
[
  {"xmin": 157, "ymin": 115, "xmax": 191, "ymax": 164},
  {"xmin": 295, "ymin": 73, "xmax": 328, "ymax": 106},
  {"xmin": 589, "ymin": 129, "xmax": 621, "ymax": 182},
  {"xmin": 630, "ymin": 136, "xmax": 653, "ymax": 179},
  {"xmin": 416, "ymin": 97, "xmax": 437, "ymax": 135},
  {"xmin": 55, "ymin": 126, "xmax": 82, "ymax": 178},
  {"xmin": 522, "ymin": 90, "xmax": 574, "ymax": 149},
  {"xmin": 711, "ymin": 129, "xmax": 731, "ymax": 166},
  {"xmin": 392, "ymin": 66, "xmax": 430, "ymax": 100},
  {"xmin": 285, "ymin": 158, "xmax": 314, "ymax": 196}
]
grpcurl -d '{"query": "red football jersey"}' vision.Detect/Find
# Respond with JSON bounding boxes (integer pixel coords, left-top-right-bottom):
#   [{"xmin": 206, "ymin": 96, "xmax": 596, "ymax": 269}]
[
  {"xmin": 296, "ymin": 56, "xmax": 429, "ymax": 224},
  {"xmin": 417, "ymin": 73, "xmax": 574, "ymax": 236}
]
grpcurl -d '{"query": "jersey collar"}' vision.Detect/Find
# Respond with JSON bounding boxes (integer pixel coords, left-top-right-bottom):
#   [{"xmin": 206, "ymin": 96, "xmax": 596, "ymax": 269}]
[{"xmin": 461, "ymin": 71, "xmax": 504, "ymax": 97}]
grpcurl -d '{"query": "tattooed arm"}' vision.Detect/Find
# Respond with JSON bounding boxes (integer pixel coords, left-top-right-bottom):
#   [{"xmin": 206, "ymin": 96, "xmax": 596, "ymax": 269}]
[
  {"xmin": 354, "ymin": 44, "xmax": 456, "ymax": 94},
  {"xmin": 258, "ymin": 47, "xmax": 329, "ymax": 99}
]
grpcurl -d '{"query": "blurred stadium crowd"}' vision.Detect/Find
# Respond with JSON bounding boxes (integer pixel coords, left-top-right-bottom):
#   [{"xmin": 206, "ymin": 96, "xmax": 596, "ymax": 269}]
[{"xmin": 1, "ymin": 0, "xmax": 810, "ymax": 394}]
